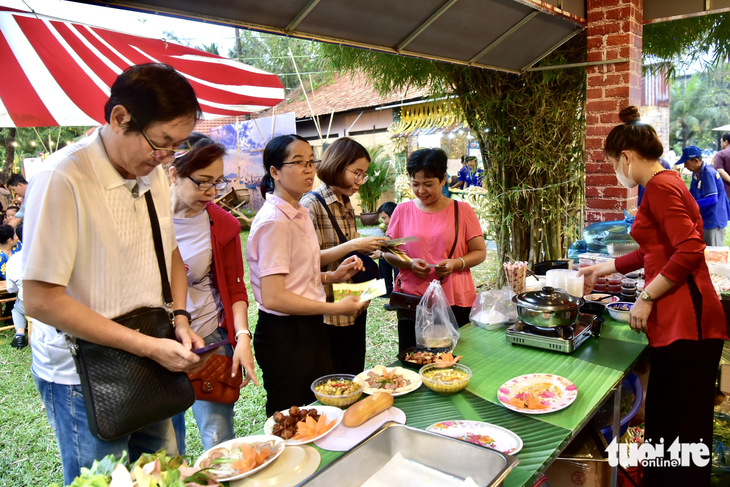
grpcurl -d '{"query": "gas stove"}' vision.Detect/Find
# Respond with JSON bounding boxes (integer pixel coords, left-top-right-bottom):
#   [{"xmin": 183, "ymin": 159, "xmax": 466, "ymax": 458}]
[{"xmin": 505, "ymin": 314, "xmax": 601, "ymax": 354}]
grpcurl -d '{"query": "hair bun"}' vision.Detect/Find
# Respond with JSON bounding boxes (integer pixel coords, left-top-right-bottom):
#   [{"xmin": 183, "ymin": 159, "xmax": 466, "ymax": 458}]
[{"xmin": 619, "ymin": 106, "xmax": 641, "ymax": 123}]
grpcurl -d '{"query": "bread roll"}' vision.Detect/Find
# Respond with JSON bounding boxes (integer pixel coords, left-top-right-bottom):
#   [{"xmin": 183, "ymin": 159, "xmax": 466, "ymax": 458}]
[{"xmin": 343, "ymin": 391, "xmax": 394, "ymax": 427}]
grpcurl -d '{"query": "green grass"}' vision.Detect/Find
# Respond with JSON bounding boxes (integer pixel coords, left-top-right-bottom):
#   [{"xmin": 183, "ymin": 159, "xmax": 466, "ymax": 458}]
[{"xmin": 0, "ymin": 228, "xmax": 498, "ymax": 486}]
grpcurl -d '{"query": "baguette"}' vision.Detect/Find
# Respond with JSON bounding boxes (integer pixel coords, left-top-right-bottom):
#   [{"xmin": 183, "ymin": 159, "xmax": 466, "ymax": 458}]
[{"xmin": 343, "ymin": 391, "xmax": 394, "ymax": 427}]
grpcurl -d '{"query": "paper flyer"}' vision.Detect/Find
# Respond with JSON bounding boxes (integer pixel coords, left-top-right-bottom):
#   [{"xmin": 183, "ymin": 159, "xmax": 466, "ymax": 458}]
[{"xmin": 332, "ymin": 279, "xmax": 387, "ymax": 302}]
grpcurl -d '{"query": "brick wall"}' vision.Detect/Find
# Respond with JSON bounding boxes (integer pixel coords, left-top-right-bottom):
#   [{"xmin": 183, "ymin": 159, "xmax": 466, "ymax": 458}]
[
  {"xmin": 639, "ymin": 105, "xmax": 670, "ymax": 156},
  {"xmin": 585, "ymin": 0, "xmax": 643, "ymax": 223}
]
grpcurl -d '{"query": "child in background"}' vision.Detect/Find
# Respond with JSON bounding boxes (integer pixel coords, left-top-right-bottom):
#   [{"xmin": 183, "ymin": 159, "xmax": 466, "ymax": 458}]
[
  {"xmin": 6, "ymin": 225, "xmax": 25, "ymax": 349},
  {"xmin": 374, "ymin": 202, "xmax": 398, "ymax": 310}
]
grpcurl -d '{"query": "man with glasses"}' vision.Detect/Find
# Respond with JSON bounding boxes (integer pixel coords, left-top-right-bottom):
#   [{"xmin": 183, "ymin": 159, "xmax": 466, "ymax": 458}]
[{"xmin": 21, "ymin": 63, "xmax": 210, "ymax": 485}]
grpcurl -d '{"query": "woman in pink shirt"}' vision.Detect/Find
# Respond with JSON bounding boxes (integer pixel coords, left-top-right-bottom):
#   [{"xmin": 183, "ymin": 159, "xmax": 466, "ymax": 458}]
[
  {"xmin": 246, "ymin": 135, "xmax": 367, "ymax": 415},
  {"xmin": 384, "ymin": 148, "xmax": 486, "ymax": 352}
]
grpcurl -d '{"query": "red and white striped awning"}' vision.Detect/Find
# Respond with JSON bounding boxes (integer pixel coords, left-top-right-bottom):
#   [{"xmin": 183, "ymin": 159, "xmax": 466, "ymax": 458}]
[{"xmin": 0, "ymin": 6, "xmax": 285, "ymax": 127}]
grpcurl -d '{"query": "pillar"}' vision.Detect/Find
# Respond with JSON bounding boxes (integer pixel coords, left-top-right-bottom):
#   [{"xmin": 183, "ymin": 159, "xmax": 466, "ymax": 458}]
[{"xmin": 585, "ymin": 0, "xmax": 643, "ymax": 223}]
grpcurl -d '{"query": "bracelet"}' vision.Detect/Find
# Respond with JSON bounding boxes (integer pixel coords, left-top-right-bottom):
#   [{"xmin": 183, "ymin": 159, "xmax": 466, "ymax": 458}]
[
  {"xmin": 235, "ymin": 330, "xmax": 252, "ymax": 341},
  {"xmin": 458, "ymin": 257, "xmax": 466, "ymax": 270}
]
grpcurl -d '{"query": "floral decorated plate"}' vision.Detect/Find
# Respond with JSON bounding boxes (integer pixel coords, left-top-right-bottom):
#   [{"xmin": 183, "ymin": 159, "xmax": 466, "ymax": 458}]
[
  {"xmin": 355, "ymin": 365, "xmax": 422, "ymax": 397},
  {"xmin": 426, "ymin": 421, "xmax": 523, "ymax": 455},
  {"xmin": 497, "ymin": 374, "xmax": 577, "ymax": 415}
]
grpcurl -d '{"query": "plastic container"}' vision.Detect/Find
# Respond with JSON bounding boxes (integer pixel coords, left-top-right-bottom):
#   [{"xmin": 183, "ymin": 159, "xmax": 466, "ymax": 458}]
[
  {"xmin": 533, "ymin": 260, "xmax": 570, "ymax": 275},
  {"xmin": 607, "ymin": 274, "xmax": 623, "ymax": 285},
  {"xmin": 593, "ymin": 284, "xmax": 607, "ymax": 292},
  {"xmin": 311, "ymin": 374, "xmax": 363, "ymax": 407},
  {"xmin": 419, "ymin": 363, "xmax": 472, "ymax": 395},
  {"xmin": 608, "ymin": 284, "xmax": 622, "ymax": 294},
  {"xmin": 546, "ymin": 269, "xmax": 584, "ymax": 298},
  {"xmin": 600, "ymin": 371, "xmax": 643, "ymax": 443},
  {"xmin": 621, "ymin": 279, "xmax": 636, "ymax": 289},
  {"xmin": 620, "ymin": 286, "xmax": 636, "ymax": 294},
  {"xmin": 597, "ymin": 277, "xmax": 607, "ymax": 284}
]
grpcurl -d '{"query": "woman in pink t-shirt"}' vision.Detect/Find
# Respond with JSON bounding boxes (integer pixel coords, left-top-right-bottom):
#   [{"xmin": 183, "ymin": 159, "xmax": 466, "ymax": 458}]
[{"xmin": 384, "ymin": 148, "xmax": 486, "ymax": 352}]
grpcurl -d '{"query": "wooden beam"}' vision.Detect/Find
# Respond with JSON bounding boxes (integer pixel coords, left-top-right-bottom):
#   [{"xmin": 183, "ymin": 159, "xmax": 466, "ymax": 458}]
[{"xmin": 285, "ymin": 0, "xmax": 321, "ymax": 32}]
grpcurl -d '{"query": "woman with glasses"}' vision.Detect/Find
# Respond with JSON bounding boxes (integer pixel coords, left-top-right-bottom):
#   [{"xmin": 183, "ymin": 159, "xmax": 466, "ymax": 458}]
[
  {"xmin": 167, "ymin": 133, "xmax": 258, "ymax": 453},
  {"xmin": 247, "ymin": 135, "xmax": 367, "ymax": 415},
  {"xmin": 300, "ymin": 137, "xmax": 388, "ymax": 374}
]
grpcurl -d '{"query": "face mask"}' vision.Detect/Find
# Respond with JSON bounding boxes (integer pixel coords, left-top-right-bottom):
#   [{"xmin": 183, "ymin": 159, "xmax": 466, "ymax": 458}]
[{"xmin": 615, "ymin": 158, "xmax": 638, "ymax": 189}]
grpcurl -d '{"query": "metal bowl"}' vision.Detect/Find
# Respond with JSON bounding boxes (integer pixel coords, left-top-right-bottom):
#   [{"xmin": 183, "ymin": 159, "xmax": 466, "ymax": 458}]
[{"xmin": 513, "ymin": 287, "xmax": 584, "ymax": 328}]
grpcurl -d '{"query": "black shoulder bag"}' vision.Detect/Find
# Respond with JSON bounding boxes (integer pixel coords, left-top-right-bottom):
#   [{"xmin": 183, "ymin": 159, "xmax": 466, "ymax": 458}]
[
  {"xmin": 309, "ymin": 191, "xmax": 380, "ymax": 283},
  {"xmin": 390, "ymin": 200, "xmax": 460, "ymax": 320},
  {"xmin": 69, "ymin": 191, "xmax": 195, "ymax": 441}
]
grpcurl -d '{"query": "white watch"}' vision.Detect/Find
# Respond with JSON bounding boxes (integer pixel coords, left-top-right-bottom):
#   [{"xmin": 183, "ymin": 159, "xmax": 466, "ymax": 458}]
[{"xmin": 235, "ymin": 329, "xmax": 252, "ymax": 341}]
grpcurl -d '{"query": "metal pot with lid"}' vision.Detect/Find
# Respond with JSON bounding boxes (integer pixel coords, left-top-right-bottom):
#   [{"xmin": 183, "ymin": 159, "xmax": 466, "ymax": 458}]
[{"xmin": 512, "ymin": 286, "xmax": 584, "ymax": 328}]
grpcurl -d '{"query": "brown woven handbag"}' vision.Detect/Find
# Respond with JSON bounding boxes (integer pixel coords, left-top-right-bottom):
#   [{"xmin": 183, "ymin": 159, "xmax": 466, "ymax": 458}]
[{"xmin": 187, "ymin": 354, "xmax": 243, "ymax": 404}]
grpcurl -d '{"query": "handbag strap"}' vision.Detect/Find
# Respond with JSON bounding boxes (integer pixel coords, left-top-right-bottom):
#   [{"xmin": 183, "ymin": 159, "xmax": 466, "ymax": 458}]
[
  {"xmin": 309, "ymin": 191, "xmax": 349, "ymax": 245},
  {"xmin": 447, "ymin": 200, "xmax": 459, "ymax": 259},
  {"xmin": 144, "ymin": 191, "xmax": 173, "ymax": 306}
]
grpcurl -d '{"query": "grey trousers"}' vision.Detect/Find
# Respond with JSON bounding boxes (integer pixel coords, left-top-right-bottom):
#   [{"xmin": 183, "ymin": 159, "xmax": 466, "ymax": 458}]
[
  {"xmin": 703, "ymin": 227, "xmax": 726, "ymax": 247},
  {"xmin": 11, "ymin": 296, "xmax": 26, "ymax": 332}
]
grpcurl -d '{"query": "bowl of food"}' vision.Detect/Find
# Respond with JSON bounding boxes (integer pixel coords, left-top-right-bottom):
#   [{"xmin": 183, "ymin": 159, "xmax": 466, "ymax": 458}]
[
  {"xmin": 584, "ymin": 293, "xmax": 620, "ymax": 303},
  {"xmin": 311, "ymin": 374, "xmax": 363, "ymax": 407},
  {"xmin": 419, "ymin": 363, "xmax": 472, "ymax": 395},
  {"xmin": 606, "ymin": 302, "xmax": 633, "ymax": 323}
]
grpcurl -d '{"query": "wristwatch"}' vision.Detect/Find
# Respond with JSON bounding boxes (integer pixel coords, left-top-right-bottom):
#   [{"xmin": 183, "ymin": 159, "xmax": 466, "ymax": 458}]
[
  {"xmin": 640, "ymin": 290, "xmax": 654, "ymax": 302},
  {"xmin": 235, "ymin": 329, "xmax": 252, "ymax": 341},
  {"xmin": 172, "ymin": 309, "xmax": 192, "ymax": 323}
]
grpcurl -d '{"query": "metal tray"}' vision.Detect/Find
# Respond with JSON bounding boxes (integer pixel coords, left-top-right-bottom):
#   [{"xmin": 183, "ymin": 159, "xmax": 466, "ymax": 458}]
[{"xmin": 297, "ymin": 422, "xmax": 519, "ymax": 487}]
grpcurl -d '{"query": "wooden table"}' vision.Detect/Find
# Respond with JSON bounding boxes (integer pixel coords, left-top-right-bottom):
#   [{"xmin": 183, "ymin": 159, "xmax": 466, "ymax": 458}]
[{"xmin": 310, "ymin": 318, "xmax": 648, "ymax": 486}]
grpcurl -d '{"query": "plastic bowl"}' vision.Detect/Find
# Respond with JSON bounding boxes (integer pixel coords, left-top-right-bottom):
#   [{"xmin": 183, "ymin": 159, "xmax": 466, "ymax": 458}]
[
  {"xmin": 311, "ymin": 374, "xmax": 363, "ymax": 407},
  {"xmin": 419, "ymin": 363, "xmax": 472, "ymax": 395},
  {"xmin": 606, "ymin": 302, "xmax": 633, "ymax": 323},
  {"xmin": 600, "ymin": 371, "xmax": 643, "ymax": 443}
]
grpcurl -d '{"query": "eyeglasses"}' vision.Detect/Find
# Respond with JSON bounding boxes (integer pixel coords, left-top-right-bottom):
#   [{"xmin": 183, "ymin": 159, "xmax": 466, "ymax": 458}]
[
  {"xmin": 281, "ymin": 160, "xmax": 320, "ymax": 169},
  {"xmin": 140, "ymin": 130, "xmax": 191, "ymax": 159},
  {"xmin": 188, "ymin": 175, "xmax": 229, "ymax": 191},
  {"xmin": 346, "ymin": 168, "xmax": 369, "ymax": 184}
]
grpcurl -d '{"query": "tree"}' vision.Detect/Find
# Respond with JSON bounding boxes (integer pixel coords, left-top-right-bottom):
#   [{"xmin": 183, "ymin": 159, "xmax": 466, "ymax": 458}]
[
  {"xmin": 319, "ymin": 35, "xmax": 587, "ymax": 275},
  {"xmin": 0, "ymin": 126, "xmax": 91, "ymax": 183},
  {"xmin": 669, "ymin": 65, "xmax": 730, "ymax": 151},
  {"xmin": 228, "ymin": 30, "xmax": 330, "ymax": 92}
]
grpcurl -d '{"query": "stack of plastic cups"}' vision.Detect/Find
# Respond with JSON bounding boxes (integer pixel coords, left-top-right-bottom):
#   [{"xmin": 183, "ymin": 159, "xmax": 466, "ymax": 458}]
[
  {"xmin": 607, "ymin": 274, "xmax": 623, "ymax": 295},
  {"xmin": 620, "ymin": 279, "xmax": 637, "ymax": 302}
]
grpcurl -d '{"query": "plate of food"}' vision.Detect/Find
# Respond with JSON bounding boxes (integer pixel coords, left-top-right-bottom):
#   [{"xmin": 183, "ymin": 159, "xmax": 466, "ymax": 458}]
[
  {"xmin": 355, "ymin": 365, "xmax": 422, "ymax": 396},
  {"xmin": 264, "ymin": 405, "xmax": 343, "ymax": 446},
  {"xmin": 426, "ymin": 421, "xmax": 523, "ymax": 455},
  {"xmin": 396, "ymin": 348, "xmax": 463, "ymax": 370},
  {"xmin": 193, "ymin": 435, "xmax": 284, "ymax": 482},
  {"xmin": 497, "ymin": 374, "xmax": 578, "ymax": 414}
]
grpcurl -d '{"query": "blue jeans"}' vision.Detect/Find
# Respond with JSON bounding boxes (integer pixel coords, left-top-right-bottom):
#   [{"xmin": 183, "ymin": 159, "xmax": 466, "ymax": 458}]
[
  {"xmin": 171, "ymin": 327, "xmax": 235, "ymax": 454},
  {"xmin": 33, "ymin": 373, "xmax": 177, "ymax": 486}
]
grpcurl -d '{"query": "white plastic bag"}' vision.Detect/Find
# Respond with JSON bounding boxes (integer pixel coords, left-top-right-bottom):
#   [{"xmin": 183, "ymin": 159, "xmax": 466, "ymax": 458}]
[
  {"xmin": 469, "ymin": 287, "xmax": 518, "ymax": 330},
  {"xmin": 415, "ymin": 280, "xmax": 460, "ymax": 351}
]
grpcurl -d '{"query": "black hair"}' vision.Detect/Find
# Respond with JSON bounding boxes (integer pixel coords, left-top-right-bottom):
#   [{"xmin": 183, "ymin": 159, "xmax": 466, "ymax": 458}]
[
  {"xmin": 168, "ymin": 133, "xmax": 226, "ymax": 178},
  {"xmin": 377, "ymin": 201, "xmax": 397, "ymax": 216},
  {"xmin": 104, "ymin": 64, "xmax": 202, "ymax": 133},
  {"xmin": 5, "ymin": 206, "xmax": 19, "ymax": 213},
  {"xmin": 6, "ymin": 174, "xmax": 26, "ymax": 187},
  {"xmin": 261, "ymin": 134, "xmax": 310, "ymax": 198},
  {"xmin": 406, "ymin": 148, "xmax": 448, "ymax": 180},
  {"xmin": 0, "ymin": 224, "xmax": 15, "ymax": 245},
  {"xmin": 15, "ymin": 224, "xmax": 21, "ymax": 241},
  {"xmin": 723, "ymin": 132, "xmax": 730, "ymax": 144},
  {"xmin": 604, "ymin": 106, "xmax": 663, "ymax": 160}
]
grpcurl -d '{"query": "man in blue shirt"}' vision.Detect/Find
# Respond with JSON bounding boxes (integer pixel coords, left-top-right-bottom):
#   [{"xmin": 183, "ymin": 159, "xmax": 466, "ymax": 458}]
[
  {"xmin": 451, "ymin": 155, "xmax": 484, "ymax": 189},
  {"xmin": 678, "ymin": 145, "xmax": 730, "ymax": 246}
]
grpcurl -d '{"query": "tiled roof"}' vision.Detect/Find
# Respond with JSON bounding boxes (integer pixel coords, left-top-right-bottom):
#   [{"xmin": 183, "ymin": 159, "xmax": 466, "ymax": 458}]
[{"xmin": 262, "ymin": 72, "xmax": 431, "ymax": 119}]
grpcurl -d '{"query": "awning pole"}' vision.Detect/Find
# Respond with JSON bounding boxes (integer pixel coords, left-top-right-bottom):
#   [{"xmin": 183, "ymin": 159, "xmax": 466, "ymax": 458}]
[{"xmin": 525, "ymin": 58, "xmax": 629, "ymax": 72}]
